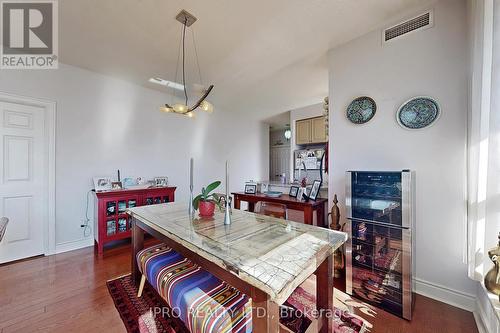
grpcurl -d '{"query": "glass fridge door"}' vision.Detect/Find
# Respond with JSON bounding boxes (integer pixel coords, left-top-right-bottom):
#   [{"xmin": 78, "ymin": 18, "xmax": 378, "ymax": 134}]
[
  {"xmin": 350, "ymin": 219, "xmax": 406, "ymax": 318},
  {"xmin": 351, "ymin": 172, "xmax": 403, "ymax": 227}
]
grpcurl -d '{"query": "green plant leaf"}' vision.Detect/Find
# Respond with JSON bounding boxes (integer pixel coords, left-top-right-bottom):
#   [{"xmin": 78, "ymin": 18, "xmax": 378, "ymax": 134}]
[
  {"xmin": 208, "ymin": 193, "xmax": 224, "ymax": 210},
  {"xmin": 205, "ymin": 181, "xmax": 221, "ymax": 196},
  {"xmin": 193, "ymin": 194, "xmax": 203, "ymax": 210}
]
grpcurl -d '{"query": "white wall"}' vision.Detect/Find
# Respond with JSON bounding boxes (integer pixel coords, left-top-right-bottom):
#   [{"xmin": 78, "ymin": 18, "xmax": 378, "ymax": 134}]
[
  {"xmin": 328, "ymin": 0, "xmax": 477, "ymax": 309},
  {"xmin": 0, "ymin": 63, "xmax": 269, "ymax": 250}
]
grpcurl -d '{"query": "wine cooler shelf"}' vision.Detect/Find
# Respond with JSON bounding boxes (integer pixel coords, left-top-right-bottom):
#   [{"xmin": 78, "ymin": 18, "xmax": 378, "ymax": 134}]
[
  {"xmin": 346, "ymin": 171, "xmax": 414, "ymax": 320},
  {"xmin": 353, "ymin": 266, "xmax": 403, "ymax": 315}
]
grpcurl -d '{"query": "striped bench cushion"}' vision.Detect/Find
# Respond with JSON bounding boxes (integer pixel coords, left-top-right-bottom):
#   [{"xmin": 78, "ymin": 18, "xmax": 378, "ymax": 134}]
[{"xmin": 137, "ymin": 243, "xmax": 252, "ymax": 333}]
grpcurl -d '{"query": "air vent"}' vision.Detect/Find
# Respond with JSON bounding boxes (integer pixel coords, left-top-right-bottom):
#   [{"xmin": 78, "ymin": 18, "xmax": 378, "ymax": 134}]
[{"xmin": 383, "ymin": 11, "xmax": 433, "ymax": 43}]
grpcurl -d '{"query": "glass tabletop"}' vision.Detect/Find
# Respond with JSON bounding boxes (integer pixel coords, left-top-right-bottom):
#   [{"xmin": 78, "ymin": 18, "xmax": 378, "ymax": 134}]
[{"xmin": 128, "ymin": 202, "xmax": 347, "ymax": 304}]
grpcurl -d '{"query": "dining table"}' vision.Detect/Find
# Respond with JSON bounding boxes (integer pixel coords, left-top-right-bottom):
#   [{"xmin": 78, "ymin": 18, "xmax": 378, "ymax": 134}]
[{"xmin": 128, "ymin": 202, "xmax": 347, "ymax": 333}]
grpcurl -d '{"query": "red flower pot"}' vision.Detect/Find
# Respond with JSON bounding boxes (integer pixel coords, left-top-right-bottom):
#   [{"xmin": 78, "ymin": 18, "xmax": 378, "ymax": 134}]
[{"xmin": 199, "ymin": 201, "xmax": 216, "ymax": 217}]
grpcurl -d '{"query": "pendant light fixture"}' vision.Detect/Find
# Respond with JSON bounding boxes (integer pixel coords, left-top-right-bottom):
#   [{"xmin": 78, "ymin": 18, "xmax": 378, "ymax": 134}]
[
  {"xmin": 284, "ymin": 127, "xmax": 292, "ymax": 141},
  {"xmin": 159, "ymin": 10, "xmax": 214, "ymax": 118}
]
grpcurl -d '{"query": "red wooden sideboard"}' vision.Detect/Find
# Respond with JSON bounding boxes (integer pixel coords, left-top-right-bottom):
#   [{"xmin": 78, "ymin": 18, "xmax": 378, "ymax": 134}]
[{"xmin": 94, "ymin": 187, "xmax": 176, "ymax": 255}]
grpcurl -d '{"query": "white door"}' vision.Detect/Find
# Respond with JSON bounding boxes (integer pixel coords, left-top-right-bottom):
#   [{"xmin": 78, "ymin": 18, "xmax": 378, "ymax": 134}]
[
  {"xmin": 270, "ymin": 147, "xmax": 291, "ymax": 182},
  {"xmin": 0, "ymin": 101, "xmax": 46, "ymax": 263}
]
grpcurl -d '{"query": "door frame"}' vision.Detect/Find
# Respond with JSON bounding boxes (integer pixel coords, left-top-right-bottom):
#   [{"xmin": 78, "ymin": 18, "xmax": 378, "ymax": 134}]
[{"xmin": 0, "ymin": 91, "xmax": 56, "ymax": 255}]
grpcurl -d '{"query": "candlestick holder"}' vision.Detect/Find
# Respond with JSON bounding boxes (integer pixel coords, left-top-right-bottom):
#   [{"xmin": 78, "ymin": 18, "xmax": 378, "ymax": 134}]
[
  {"xmin": 223, "ymin": 160, "xmax": 231, "ymax": 225},
  {"xmin": 188, "ymin": 158, "xmax": 194, "ymax": 217},
  {"xmin": 188, "ymin": 184, "xmax": 194, "ymax": 217},
  {"xmin": 224, "ymin": 196, "xmax": 232, "ymax": 225}
]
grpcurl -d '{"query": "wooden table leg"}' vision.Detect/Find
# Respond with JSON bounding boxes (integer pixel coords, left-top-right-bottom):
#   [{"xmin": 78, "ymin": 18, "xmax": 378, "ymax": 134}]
[
  {"xmin": 317, "ymin": 203, "xmax": 326, "ymax": 228},
  {"xmin": 131, "ymin": 218, "xmax": 144, "ymax": 285},
  {"xmin": 304, "ymin": 205, "xmax": 313, "ymax": 225},
  {"xmin": 251, "ymin": 287, "xmax": 280, "ymax": 333},
  {"xmin": 234, "ymin": 196, "xmax": 241, "ymax": 210},
  {"xmin": 316, "ymin": 254, "xmax": 334, "ymax": 333}
]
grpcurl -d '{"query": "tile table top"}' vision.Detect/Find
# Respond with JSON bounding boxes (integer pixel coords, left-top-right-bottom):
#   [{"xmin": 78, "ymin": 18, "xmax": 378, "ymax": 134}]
[{"xmin": 128, "ymin": 202, "xmax": 347, "ymax": 304}]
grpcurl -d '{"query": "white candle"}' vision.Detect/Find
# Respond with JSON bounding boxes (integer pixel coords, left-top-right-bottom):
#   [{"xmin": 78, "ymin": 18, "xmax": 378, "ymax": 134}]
[
  {"xmin": 190, "ymin": 158, "xmax": 194, "ymax": 189},
  {"xmin": 225, "ymin": 161, "xmax": 229, "ymax": 196}
]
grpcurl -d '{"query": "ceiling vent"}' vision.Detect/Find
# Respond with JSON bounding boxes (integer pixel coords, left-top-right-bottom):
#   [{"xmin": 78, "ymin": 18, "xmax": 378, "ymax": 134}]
[{"xmin": 383, "ymin": 10, "xmax": 433, "ymax": 43}]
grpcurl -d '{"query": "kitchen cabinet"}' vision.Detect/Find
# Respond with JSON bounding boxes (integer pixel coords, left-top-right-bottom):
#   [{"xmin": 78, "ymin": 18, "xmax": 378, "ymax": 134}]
[
  {"xmin": 296, "ymin": 119, "xmax": 311, "ymax": 145},
  {"xmin": 311, "ymin": 117, "xmax": 327, "ymax": 143},
  {"xmin": 295, "ymin": 116, "xmax": 327, "ymax": 145}
]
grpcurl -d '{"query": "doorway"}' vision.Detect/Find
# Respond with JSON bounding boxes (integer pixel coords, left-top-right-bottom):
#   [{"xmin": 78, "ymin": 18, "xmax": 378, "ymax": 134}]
[
  {"xmin": 0, "ymin": 92, "xmax": 56, "ymax": 263},
  {"xmin": 265, "ymin": 111, "xmax": 292, "ymax": 183}
]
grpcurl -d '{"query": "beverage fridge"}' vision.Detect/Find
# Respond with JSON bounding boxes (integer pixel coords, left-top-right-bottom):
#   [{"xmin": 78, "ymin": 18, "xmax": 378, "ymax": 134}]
[{"xmin": 345, "ymin": 171, "xmax": 414, "ymax": 320}]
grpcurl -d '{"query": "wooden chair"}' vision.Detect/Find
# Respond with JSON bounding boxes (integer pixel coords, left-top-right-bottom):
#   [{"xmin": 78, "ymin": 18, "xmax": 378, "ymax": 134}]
[
  {"xmin": 254, "ymin": 201, "xmax": 288, "ymax": 219},
  {"xmin": 0, "ymin": 217, "xmax": 8, "ymax": 243}
]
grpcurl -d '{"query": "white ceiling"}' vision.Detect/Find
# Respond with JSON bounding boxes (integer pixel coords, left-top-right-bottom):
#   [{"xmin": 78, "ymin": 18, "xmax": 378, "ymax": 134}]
[{"xmin": 59, "ymin": 0, "xmax": 435, "ymax": 120}]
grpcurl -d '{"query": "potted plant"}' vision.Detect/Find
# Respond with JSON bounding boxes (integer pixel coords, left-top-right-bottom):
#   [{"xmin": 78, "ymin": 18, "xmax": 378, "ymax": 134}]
[{"xmin": 193, "ymin": 181, "xmax": 223, "ymax": 217}]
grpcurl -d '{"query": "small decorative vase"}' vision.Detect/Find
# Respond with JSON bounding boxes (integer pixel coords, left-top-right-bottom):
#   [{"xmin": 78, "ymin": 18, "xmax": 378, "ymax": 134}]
[
  {"xmin": 199, "ymin": 201, "xmax": 215, "ymax": 217},
  {"xmin": 330, "ymin": 194, "xmax": 345, "ymax": 278},
  {"xmin": 330, "ymin": 194, "xmax": 340, "ymax": 230},
  {"xmin": 485, "ymin": 233, "xmax": 500, "ymax": 296}
]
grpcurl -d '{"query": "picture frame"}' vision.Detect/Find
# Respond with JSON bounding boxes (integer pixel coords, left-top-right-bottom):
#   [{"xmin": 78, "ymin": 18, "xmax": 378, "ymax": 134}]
[
  {"xmin": 309, "ymin": 180, "xmax": 322, "ymax": 201},
  {"xmin": 154, "ymin": 177, "xmax": 168, "ymax": 187},
  {"xmin": 244, "ymin": 184, "xmax": 257, "ymax": 194},
  {"xmin": 111, "ymin": 181, "xmax": 123, "ymax": 190},
  {"xmin": 93, "ymin": 177, "xmax": 112, "ymax": 192},
  {"xmin": 289, "ymin": 185, "xmax": 299, "ymax": 198},
  {"xmin": 122, "ymin": 177, "xmax": 138, "ymax": 188}
]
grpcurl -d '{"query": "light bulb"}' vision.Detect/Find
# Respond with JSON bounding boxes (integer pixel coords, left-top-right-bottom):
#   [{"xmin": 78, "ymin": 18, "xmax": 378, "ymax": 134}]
[
  {"xmin": 173, "ymin": 103, "xmax": 188, "ymax": 113},
  {"xmin": 186, "ymin": 112, "xmax": 195, "ymax": 118},
  {"xmin": 160, "ymin": 106, "xmax": 173, "ymax": 113},
  {"xmin": 200, "ymin": 100, "xmax": 214, "ymax": 113},
  {"xmin": 284, "ymin": 129, "xmax": 292, "ymax": 140}
]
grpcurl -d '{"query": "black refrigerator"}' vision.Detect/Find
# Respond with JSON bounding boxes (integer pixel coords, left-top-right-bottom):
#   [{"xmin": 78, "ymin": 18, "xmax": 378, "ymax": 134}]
[{"xmin": 345, "ymin": 171, "xmax": 414, "ymax": 320}]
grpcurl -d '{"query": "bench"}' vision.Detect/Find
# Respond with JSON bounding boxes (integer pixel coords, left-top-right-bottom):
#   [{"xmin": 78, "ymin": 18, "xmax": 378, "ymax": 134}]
[{"xmin": 137, "ymin": 243, "xmax": 253, "ymax": 333}]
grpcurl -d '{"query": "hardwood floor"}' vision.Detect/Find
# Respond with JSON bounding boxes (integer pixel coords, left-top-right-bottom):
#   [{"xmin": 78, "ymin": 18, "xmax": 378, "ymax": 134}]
[{"xmin": 0, "ymin": 242, "xmax": 479, "ymax": 333}]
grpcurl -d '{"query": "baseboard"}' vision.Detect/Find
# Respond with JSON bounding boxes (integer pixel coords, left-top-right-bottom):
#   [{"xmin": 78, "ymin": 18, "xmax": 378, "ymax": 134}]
[
  {"xmin": 474, "ymin": 298, "xmax": 488, "ymax": 333},
  {"xmin": 413, "ymin": 277, "xmax": 476, "ymax": 312},
  {"xmin": 55, "ymin": 238, "xmax": 94, "ymax": 254},
  {"xmin": 474, "ymin": 282, "xmax": 500, "ymax": 333}
]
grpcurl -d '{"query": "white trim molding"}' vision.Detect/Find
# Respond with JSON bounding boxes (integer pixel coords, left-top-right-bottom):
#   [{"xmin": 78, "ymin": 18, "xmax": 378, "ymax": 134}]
[
  {"xmin": 475, "ymin": 282, "xmax": 500, "ymax": 333},
  {"xmin": 55, "ymin": 238, "xmax": 94, "ymax": 254},
  {"xmin": 0, "ymin": 91, "xmax": 56, "ymax": 255},
  {"xmin": 414, "ymin": 277, "xmax": 477, "ymax": 311}
]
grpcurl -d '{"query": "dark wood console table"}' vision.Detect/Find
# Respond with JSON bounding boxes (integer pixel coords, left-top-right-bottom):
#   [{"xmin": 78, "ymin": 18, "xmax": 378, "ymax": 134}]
[
  {"xmin": 232, "ymin": 192, "xmax": 328, "ymax": 227},
  {"xmin": 94, "ymin": 187, "xmax": 176, "ymax": 255}
]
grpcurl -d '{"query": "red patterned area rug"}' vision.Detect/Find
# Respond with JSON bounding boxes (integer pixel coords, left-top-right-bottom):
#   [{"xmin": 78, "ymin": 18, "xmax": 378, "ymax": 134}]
[
  {"xmin": 286, "ymin": 286, "xmax": 367, "ymax": 333},
  {"xmin": 107, "ymin": 274, "xmax": 367, "ymax": 333}
]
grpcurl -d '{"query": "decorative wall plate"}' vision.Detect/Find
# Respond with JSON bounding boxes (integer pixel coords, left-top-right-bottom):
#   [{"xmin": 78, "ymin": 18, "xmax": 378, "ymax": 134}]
[
  {"xmin": 397, "ymin": 96, "xmax": 440, "ymax": 130},
  {"xmin": 346, "ymin": 97, "xmax": 376, "ymax": 124}
]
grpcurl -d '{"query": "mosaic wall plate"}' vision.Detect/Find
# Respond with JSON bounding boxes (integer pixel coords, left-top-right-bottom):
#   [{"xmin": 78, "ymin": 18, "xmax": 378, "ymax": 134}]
[
  {"xmin": 397, "ymin": 97, "xmax": 440, "ymax": 130},
  {"xmin": 346, "ymin": 97, "xmax": 376, "ymax": 124}
]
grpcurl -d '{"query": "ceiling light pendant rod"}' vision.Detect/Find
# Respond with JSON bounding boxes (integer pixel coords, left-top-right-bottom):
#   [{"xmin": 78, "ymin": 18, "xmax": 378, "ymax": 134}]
[
  {"xmin": 182, "ymin": 17, "xmax": 188, "ymax": 106},
  {"xmin": 191, "ymin": 26, "xmax": 204, "ymax": 85}
]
